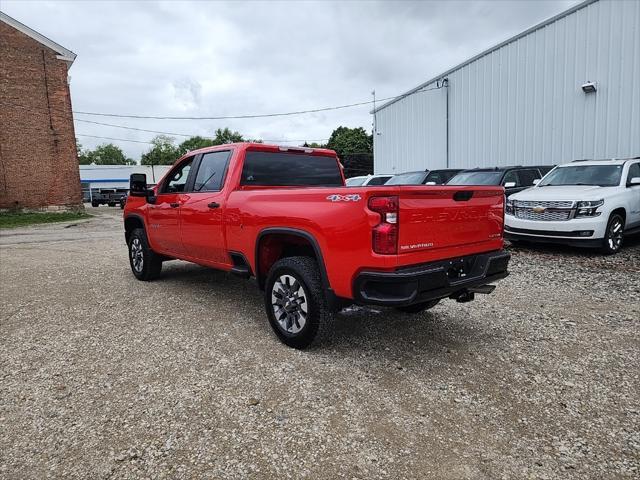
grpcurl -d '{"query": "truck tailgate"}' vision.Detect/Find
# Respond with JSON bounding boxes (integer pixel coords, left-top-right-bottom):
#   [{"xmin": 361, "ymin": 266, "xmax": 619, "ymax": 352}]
[{"xmin": 396, "ymin": 186, "xmax": 504, "ymax": 263}]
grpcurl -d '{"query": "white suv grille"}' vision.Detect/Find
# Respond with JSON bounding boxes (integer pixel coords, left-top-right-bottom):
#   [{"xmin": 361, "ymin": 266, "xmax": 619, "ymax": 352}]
[
  {"xmin": 513, "ymin": 200, "xmax": 574, "ymax": 209},
  {"xmin": 515, "ymin": 209, "xmax": 572, "ymax": 221},
  {"xmin": 512, "ymin": 200, "xmax": 575, "ymax": 222}
]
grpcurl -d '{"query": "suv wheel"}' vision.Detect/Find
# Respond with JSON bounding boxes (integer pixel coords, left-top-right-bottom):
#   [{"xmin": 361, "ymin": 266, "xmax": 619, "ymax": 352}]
[
  {"xmin": 395, "ymin": 299, "xmax": 440, "ymax": 314},
  {"xmin": 601, "ymin": 213, "xmax": 624, "ymax": 255},
  {"xmin": 264, "ymin": 256, "xmax": 333, "ymax": 349},
  {"xmin": 91, "ymin": 201, "xmax": 99, "ymax": 207},
  {"xmin": 128, "ymin": 228, "xmax": 162, "ymax": 280}
]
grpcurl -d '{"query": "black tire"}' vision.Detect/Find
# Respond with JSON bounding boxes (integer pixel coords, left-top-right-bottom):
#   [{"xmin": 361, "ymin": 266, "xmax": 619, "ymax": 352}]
[
  {"xmin": 128, "ymin": 228, "xmax": 162, "ymax": 281},
  {"xmin": 91, "ymin": 201, "xmax": 99, "ymax": 208},
  {"xmin": 264, "ymin": 256, "xmax": 333, "ymax": 349},
  {"xmin": 601, "ymin": 213, "xmax": 625, "ymax": 255},
  {"xmin": 395, "ymin": 299, "xmax": 440, "ymax": 314},
  {"xmin": 108, "ymin": 202, "xmax": 116, "ymax": 207}
]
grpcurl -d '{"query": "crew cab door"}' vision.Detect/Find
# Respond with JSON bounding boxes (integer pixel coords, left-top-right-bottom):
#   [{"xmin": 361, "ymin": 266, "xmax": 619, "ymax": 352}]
[
  {"xmin": 179, "ymin": 150, "xmax": 233, "ymax": 266},
  {"xmin": 147, "ymin": 156, "xmax": 194, "ymax": 255}
]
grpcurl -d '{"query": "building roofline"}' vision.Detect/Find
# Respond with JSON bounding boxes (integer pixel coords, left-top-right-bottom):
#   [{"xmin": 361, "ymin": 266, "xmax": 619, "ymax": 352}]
[
  {"xmin": 372, "ymin": 0, "xmax": 597, "ymax": 113},
  {"xmin": 0, "ymin": 10, "xmax": 77, "ymax": 67}
]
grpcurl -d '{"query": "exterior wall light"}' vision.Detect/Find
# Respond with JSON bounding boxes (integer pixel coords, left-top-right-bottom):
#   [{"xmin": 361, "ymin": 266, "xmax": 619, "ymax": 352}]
[{"xmin": 581, "ymin": 81, "xmax": 597, "ymax": 93}]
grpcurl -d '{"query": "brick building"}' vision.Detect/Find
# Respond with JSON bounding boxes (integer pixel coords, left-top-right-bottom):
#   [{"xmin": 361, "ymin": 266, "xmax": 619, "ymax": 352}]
[{"xmin": 0, "ymin": 12, "xmax": 82, "ymax": 210}]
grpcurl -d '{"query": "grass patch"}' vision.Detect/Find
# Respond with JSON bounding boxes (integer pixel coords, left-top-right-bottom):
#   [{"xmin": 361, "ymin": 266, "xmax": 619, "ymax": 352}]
[{"xmin": 0, "ymin": 211, "xmax": 92, "ymax": 229}]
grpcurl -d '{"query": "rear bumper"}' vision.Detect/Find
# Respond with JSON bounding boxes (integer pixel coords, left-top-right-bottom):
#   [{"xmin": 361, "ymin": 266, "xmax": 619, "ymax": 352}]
[{"xmin": 353, "ymin": 250, "xmax": 510, "ymax": 307}]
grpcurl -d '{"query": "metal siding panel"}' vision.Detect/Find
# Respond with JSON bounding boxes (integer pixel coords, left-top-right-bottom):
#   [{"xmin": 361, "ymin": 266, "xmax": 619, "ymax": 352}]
[{"xmin": 374, "ymin": 0, "xmax": 640, "ymax": 173}]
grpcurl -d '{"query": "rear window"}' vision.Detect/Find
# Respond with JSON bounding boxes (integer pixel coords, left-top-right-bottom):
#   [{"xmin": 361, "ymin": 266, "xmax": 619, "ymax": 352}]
[
  {"xmin": 424, "ymin": 170, "xmax": 462, "ymax": 185},
  {"xmin": 241, "ymin": 151, "xmax": 343, "ymax": 186},
  {"xmin": 385, "ymin": 172, "xmax": 427, "ymax": 185},
  {"xmin": 447, "ymin": 171, "xmax": 502, "ymax": 185}
]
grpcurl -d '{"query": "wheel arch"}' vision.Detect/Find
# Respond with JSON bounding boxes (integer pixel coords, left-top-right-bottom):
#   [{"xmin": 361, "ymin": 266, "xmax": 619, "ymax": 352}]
[
  {"xmin": 609, "ymin": 207, "xmax": 626, "ymax": 225},
  {"xmin": 124, "ymin": 214, "xmax": 145, "ymax": 244},
  {"xmin": 255, "ymin": 228, "xmax": 330, "ymax": 292}
]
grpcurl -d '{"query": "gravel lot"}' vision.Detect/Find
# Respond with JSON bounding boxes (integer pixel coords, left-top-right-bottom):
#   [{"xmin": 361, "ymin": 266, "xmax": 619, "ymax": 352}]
[{"xmin": 1, "ymin": 208, "xmax": 639, "ymax": 479}]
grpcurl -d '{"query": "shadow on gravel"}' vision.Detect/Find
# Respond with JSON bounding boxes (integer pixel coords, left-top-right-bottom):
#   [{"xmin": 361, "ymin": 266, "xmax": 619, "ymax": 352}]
[{"xmin": 140, "ymin": 260, "xmax": 497, "ymax": 360}]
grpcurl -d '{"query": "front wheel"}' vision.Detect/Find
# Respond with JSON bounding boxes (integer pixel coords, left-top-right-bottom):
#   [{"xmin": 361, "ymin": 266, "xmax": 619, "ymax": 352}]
[
  {"xmin": 601, "ymin": 213, "xmax": 624, "ymax": 255},
  {"xmin": 264, "ymin": 256, "xmax": 333, "ymax": 349},
  {"xmin": 128, "ymin": 228, "xmax": 162, "ymax": 281},
  {"xmin": 395, "ymin": 299, "xmax": 440, "ymax": 314}
]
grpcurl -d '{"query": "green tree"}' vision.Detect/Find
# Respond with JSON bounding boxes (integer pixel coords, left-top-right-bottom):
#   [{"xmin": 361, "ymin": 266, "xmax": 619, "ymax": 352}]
[
  {"xmin": 303, "ymin": 142, "xmax": 325, "ymax": 148},
  {"xmin": 76, "ymin": 140, "xmax": 92, "ymax": 165},
  {"xmin": 140, "ymin": 135, "xmax": 179, "ymax": 165},
  {"xmin": 325, "ymin": 126, "xmax": 373, "ymax": 178},
  {"xmin": 212, "ymin": 127, "xmax": 244, "ymax": 144},
  {"xmin": 84, "ymin": 143, "xmax": 135, "ymax": 165},
  {"xmin": 325, "ymin": 126, "xmax": 372, "ymax": 158},
  {"xmin": 177, "ymin": 136, "xmax": 216, "ymax": 155}
]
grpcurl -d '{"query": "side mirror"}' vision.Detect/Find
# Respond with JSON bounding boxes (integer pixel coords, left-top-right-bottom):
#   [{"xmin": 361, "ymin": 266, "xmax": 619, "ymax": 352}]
[
  {"xmin": 504, "ymin": 181, "xmax": 517, "ymax": 188},
  {"xmin": 629, "ymin": 177, "xmax": 640, "ymax": 186},
  {"xmin": 129, "ymin": 173, "xmax": 149, "ymax": 197},
  {"xmin": 532, "ymin": 178, "xmax": 540, "ymax": 185}
]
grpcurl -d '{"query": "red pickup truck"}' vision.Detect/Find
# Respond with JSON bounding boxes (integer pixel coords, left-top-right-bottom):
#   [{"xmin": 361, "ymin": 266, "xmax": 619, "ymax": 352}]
[{"xmin": 124, "ymin": 143, "xmax": 510, "ymax": 348}]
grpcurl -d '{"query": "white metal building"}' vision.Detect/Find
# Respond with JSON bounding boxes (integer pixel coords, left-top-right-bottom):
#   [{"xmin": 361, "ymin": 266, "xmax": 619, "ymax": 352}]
[{"xmin": 372, "ymin": 0, "xmax": 640, "ymax": 174}]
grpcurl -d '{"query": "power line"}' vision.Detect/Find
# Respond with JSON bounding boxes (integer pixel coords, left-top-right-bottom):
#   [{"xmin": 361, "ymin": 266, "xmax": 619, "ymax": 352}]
[
  {"xmin": 76, "ymin": 133, "xmax": 153, "ymax": 144},
  {"xmin": 1, "ymin": 100, "xmax": 330, "ymax": 144},
  {"xmin": 71, "ymin": 85, "xmax": 444, "ymax": 120}
]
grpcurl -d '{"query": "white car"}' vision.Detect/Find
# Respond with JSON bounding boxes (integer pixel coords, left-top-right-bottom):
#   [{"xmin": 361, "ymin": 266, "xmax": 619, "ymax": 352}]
[
  {"xmin": 345, "ymin": 174, "xmax": 392, "ymax": 187},
  {"xmin": 505, "ymin": 158, "xmax": 640, "ymax": 254}
]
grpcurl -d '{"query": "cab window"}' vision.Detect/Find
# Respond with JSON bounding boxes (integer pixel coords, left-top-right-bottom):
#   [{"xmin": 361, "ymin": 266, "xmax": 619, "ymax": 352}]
[
  {"xmin": 193, "ymin": 151, "xmax": 232, "ymax": 192},
  {"xmin": 502, "ymin": 170, "xmax": 519, "ymax": 186},
  {"xmin": 627, "ymin": 162, "xmax": 640, "ymax": 185},
  {"xmin": 518, "ymin": 169, "xmax": 541, "ymax": 186},
  {"xmin": 161, "ymin": 158, "xmax": 193, "ymax": 193}
]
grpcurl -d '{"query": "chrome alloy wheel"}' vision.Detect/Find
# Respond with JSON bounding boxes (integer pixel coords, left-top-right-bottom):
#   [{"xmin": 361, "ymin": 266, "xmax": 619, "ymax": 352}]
[
  {"xmin": 271, "ymin": 274, "xmax": 308, "ymax": 334},
  {"xmin": 130, "ymin": 238, "xmax": 144, "ymax": 273},
  {"xmin": 607, "ymin": 218, "xmax": 624, "ymax": 251}
]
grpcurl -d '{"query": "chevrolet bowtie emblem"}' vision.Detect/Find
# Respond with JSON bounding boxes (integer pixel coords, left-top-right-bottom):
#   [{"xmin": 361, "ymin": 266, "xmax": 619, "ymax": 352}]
[{"xmin": 532, "ymin": 206, "xmax": 546, "ymax": 213}]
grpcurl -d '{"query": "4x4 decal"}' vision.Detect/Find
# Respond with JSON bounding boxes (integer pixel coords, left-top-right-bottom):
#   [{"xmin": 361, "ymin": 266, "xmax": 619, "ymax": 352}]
[{"xmin": 326, "ymin": 194, "xmax": 361, "ymax": 202}]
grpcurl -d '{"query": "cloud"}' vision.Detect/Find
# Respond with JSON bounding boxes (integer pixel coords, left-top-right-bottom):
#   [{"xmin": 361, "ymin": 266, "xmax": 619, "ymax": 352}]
[{"xmin": 1, "ymin": 0, "xmax": 580, "ymax": 159}]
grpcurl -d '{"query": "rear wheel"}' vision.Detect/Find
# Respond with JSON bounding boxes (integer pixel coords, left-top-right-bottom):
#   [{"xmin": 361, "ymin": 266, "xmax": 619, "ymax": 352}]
[
  {"xmin": 91, "ymin": 201, "xmax": 99, "ymax": 207},
  {"xmin": 128, "ymin": 228, "xmax": 162, "ymax": 280},
  {"xmin": 395, "ymin": 299, "xmax": 440, "ymax": 314},
  {"xmin": 601, "ymin": 213, "xmax": 624, "ymax": 255},
  {"xmin": 264, "ymin": 256, "xmax": 333, "ymax": 349}
]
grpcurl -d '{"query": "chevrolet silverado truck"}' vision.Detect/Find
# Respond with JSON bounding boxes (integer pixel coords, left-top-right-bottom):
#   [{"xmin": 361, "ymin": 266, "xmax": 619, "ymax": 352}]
[{"xmin": 123, "ymin": 143, "xmax": 510, "ymax": 348}]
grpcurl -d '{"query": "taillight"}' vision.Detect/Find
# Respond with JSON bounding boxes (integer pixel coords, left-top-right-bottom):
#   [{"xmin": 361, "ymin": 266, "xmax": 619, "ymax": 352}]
[{"xmin": 369, "ymin": 195, "xmax": 398, "ymax": 254}]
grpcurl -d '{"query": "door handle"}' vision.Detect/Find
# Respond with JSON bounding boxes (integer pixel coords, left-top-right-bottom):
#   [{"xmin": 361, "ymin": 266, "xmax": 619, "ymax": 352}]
[
  {"xmin": 170, "ymin": 202, "xmax": 180, "ymax": 208},
  {"xmin": 208, "ymin": 202, "xmax": 220, "ymax": 209}
]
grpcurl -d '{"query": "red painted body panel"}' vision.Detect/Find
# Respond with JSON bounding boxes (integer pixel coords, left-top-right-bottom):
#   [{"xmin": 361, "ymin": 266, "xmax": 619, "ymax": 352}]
[{"xmin": 124, "ymin": 143, "xmax": 505, "ymax": 300}]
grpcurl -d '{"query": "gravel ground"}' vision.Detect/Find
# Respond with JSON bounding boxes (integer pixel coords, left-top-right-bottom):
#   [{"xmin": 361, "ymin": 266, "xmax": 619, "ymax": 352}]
[{"xmin": 1, "ymin": 208, "xmax": 639, "ymax": 479}]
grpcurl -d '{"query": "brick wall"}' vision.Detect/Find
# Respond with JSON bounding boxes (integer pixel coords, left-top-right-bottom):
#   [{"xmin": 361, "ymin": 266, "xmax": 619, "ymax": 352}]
[{"xmin": 0, "ymin": 21, "xmax": 82, "ymax": 210}]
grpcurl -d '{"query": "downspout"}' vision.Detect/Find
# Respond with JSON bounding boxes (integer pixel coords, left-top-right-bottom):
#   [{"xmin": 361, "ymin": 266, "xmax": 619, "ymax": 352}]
[{"xmin": 444, "ymin": 77, "xmax": 449, "ymax": 168}]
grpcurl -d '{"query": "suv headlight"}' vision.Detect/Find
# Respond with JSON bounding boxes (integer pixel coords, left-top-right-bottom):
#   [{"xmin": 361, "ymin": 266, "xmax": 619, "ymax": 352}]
[
  {"xmin": 575, "ymin": 199, "xmax": 604, "ymax": 218},
  {"xmin": 505, "ymin": 198, "xmax": 515, "ymax": 215}
]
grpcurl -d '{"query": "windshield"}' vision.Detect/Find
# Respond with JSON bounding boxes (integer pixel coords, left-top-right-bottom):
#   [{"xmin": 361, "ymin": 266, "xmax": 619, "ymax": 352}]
[
  {"xmin": 424, "ymin": 170, "xmax": 461, "ymax": 185},
  {"xmin": 346, "ymin": 177, "xmax": 367, "ymax": 186},
  {"xmin": 447, "ymin": 171, "xmax": 502, "ymax": 185},
  {"xmin": 385, "ymin": 172, "xmax": 427, "ymax": 185},
  {"xmin": 538, "ymin": 165, "xmax": 623, "ymax": 187}
]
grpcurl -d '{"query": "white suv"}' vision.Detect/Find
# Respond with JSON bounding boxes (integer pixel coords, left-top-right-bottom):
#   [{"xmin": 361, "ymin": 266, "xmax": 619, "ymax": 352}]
[{"xmin": 505, "ymin": 158, "xmax": 640, "ymax": 254}]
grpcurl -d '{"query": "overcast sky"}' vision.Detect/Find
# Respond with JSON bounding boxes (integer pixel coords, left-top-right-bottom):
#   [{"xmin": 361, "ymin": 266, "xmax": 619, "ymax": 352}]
[{"xmin": 3, "ymin": 0, "xmax": 580, "ymax": 160}]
